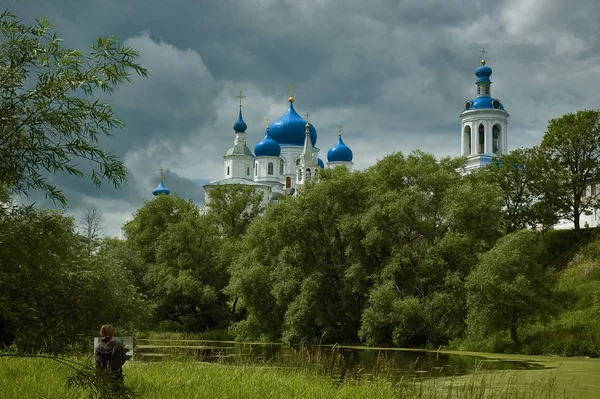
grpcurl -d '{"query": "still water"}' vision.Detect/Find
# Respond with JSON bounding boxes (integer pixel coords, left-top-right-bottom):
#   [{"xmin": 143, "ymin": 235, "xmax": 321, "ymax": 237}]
[{"xmin": 134, "ymin": 339, "xmax": 546, "ymax": 380}]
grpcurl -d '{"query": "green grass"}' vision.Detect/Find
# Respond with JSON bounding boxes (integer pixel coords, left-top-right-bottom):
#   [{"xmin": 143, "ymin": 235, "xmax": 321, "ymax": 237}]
[
  {"xmin": 0, "ymin": 355, "xmax": 587, "ymax": 399},
  {"xmin": 430, "ymin": 350, "xmax": 600, "ymax": 399}
]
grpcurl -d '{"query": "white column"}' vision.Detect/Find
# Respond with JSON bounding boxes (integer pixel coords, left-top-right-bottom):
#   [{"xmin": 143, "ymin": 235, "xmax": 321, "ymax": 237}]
[
  {"xmin": 503, "ymin": 121, "xmax": 509, "ymax": 154},
  {"xmin": 486, "ymin": 120, "xmax": 493, "ymax": 154},
  {"xmin": 471, "ymin": 122, "xmax": 477, "ymax": 155},
  {"xmin": 460, "ymin": 123, "xmax": 465, "ymax": 156}
]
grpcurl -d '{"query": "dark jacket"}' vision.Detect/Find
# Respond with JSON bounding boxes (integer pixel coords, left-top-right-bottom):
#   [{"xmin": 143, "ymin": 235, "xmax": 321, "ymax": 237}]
[{"xmin": 94, "ymin": 339, "xmax": 127, "ymax": 377}]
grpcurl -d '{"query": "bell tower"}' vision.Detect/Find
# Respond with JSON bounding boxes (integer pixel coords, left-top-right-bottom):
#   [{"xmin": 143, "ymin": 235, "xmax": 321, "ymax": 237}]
[{"xmin": 460, "ymin": 49, "xmax": 509, "ymax": 172}]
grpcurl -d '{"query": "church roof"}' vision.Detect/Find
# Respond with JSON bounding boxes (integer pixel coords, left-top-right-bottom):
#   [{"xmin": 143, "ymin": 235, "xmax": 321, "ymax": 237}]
[
  {"xmin": 204, "ymin": 178, "xmax": 270, "ymax": 187},
  {"xmin": 464, "ymin": 97, "xmax": 505, "ymax": 111},
  {"xmin": 254, "ymin": 128, "xmax": 281, "ymax": 157},
  {"xmin": 225, "ymin": 143, "xmax": 254, "ymax": 157},
  {"xmin": 152, "ymin": 180, "xmax": 171, "ymax": 196},
  {"xmin": 463, "ymin": 59, "xmax": 507, "ymax": 112},
  {"xmin": 269, "ymin": 99, "xmax": 317, "ymax": 146},
  {"xmin": 233, "ymin": 108, "xmax": 247, "ymax": 132},
  {"xmin": 327, "ymin": 135, "xmax": 353, "ymax": 163}
]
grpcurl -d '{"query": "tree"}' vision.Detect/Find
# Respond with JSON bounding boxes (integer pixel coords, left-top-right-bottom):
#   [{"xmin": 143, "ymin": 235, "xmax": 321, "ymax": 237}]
[
  {"xmin": 358, "ymin": 157, "xmax": 503, "ymax": 347},
  {"xmin": 122, "ymin": 195, "xmax": 198, "ymax": 264},
  {"xmin": 146, "ymin": 210, "xmax": 229, "ymax": 331},
  {"xmin": 465, "ymin": 230, "xmax": 555, "ymax": 350},
  {"xmin": 206, "ymin": 185, "xmax": 264, "ymax": 239},
  {"xmin": 79, "ymin": 204, "xmax": 105, "ymax": 246},
  {"xmin": 484, "ymin": 148, "xmax": 558, "ymax": 232},
  {"xmin": 203, "ymin": 185, "xmax": 266, "ymax": 319},
  {"xmin": 539, "ymin": 110, "xmax": 600, "ymax": 229},
  {"xmin": 0, "ymin": 205, "xmax": 146, "ymax": 351},
  {"xmin": 228, "ymin": 151, "xmax": 504, "ymax": 346},
  {"xmin": 0, "ymin": 11, "xmax": 147, "ymax": 205},
  {"xmin": 227, "ymin": 166, "xmax": 370, "ymax": 343}
]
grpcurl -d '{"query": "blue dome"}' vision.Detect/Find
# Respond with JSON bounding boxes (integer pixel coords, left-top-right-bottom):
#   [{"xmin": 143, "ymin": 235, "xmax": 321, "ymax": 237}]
[
  {"xmin": 152, "ymin": 180, "xmax": 171, "ymax": 196},
  {"xmin": 464, "ymin": 97, "xmax": 505, "ymax": 111},
  {"xmin": 254, "ymin": 128, "xmax": 281, "ymax": 157},
  {"xmin": 233, "ymin": 108, "xmax": 247, "ymax": 132},
  {"xmin": 317, "ymin": 158, "xmax": 325, "ymax": 168},
  {"xmin": 327, "ymin": 136, "xmax": 353, "ymax": 163},
  {"xmin": 475, "ymin": 64, "xmax": 492, "ymax": 83},
  {"xmin": 269, "ymin": 102, "xmax": 317, "ymax": 146}
]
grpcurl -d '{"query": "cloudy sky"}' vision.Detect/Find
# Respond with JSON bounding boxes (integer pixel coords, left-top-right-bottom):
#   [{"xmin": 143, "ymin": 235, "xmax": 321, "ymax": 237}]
[{"xmin": 10, "ymin": 0, "xmax": 600, "ymax": 236}]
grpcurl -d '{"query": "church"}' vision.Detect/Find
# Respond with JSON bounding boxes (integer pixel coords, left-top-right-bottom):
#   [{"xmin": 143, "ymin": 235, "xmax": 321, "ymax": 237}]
[
  {"xmin": 151, "ymin": 55, "xmax": 599, "ymax": 229},
  {"xmin": 200, "ymin": 88, "xmax": 354, "ymax": 207}
]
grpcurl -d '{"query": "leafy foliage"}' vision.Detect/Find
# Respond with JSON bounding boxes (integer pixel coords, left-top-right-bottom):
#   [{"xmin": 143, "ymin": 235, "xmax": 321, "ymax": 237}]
[
  {"xmin": 465, "ymin": 230, "xmax": 555, "ymax": 351},
  {"xmin": 0, "ymin": 11, "xmax": 147, "ymax": 205},
  {"xmin": 0, "ymin": 203, "xmax": 145, "ymax": 351},
  {"xmin": 227, "ymin": 152, "xmax": 504, "ymax": 346},
  {"xmin": 484, "ymin": 148, "xmax": 558, "ymax": 232},
  {"xmin": 538, "ymin": 110, "xmax": 600, "ymax": 229},
  {"xmin": 206, "ymin": 184, "xmax": 264, "ymax": 239}
]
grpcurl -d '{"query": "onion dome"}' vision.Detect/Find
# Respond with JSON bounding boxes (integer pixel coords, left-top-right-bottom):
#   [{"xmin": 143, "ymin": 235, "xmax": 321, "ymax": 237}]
[
  {"xmin": 269, "ymin": 98, "xmax": 317, "ymax": 146},
  {"xmin": 317, "ymin": 158, "xmax": 325, "ymax": 168},
  {"xmin": 463, "ymin": 59, "xmax": 506, "ymax": 111},
  {"xmin": 475, "ymin": 63, "xmax": 492, "ymax": 83},
  {"xmin": 464, "ymin": 97, "xmax": 505, "ymax": 111},
  {"xmin": 254, "ymin": 128, "xmax": 281, "ymax": 157},
  {"xmin": 327, "ymin": 135, "xmax": 353, "ymax": 163},
  {"xmin": 152, "ymin": 180, "xmax": 170, "ymax": 196},
  {"xmin": 152, "ymin": 168, "xmax": 171, "ymax": 196},
  {"xmin": 233, "ymin": 107, "xmax": 247, "ymax": 132}
]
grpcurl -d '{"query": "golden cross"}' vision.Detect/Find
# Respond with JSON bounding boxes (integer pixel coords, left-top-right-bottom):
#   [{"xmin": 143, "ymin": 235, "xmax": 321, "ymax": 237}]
[
  {"xmin": 265, "ymin": 117, "xmax": 271, "ymax": 127},
  {"xmin": 235, "ymin": 90, "xmax": 246, "ymax": 108},
  {"xmin": 289, "ymin": 84, "xmax": 294, "ymax": 98},
  {"xmin": 305, "ymin": 112, "xmax": 310, "ymax": 123},
  {"xmin": 159, "ymin": 167, "xmax": 164, "ymax": 180},
  {"xmin": 480, "ymin": 47, "xmax": 487, "ymax": 64},
  {"xmin": 338, "ymin": 124, "xmax": 343, "ymax": 136}
]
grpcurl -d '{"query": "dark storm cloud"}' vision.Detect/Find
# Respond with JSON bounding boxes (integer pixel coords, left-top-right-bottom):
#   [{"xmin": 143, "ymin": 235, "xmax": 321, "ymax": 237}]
[{"xmin": 7, "ymin": 0, "xmax": 600, "ymax": 235}]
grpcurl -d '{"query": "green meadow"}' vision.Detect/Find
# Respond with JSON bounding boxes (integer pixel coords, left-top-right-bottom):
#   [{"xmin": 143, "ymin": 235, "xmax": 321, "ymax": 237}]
[{"xmin": 2, "ymin": 350, "xmax": 598, "ymax": 399}]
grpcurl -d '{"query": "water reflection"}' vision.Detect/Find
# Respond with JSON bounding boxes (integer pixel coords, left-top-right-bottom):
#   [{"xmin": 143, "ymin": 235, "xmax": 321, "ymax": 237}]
[{"xmin": 135, "ymin": 340, "xmax": 546, "ymax": 381}]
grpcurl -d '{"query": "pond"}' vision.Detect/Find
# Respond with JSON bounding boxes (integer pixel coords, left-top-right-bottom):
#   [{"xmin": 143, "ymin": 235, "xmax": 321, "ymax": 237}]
[{"xmin": 134, "ymin": 339, "xmax": 546, "ymax": 381}]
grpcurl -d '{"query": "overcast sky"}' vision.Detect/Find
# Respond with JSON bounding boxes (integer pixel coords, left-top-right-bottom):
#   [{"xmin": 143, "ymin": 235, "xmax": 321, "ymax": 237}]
[{"xmin": 10, "ymin": 0, "xmax": 600, "ymax": 236}]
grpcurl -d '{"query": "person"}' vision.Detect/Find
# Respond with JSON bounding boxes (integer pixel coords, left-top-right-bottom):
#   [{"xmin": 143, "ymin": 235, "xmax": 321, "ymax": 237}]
[{"xmin": 94, "ymin": 324, "xmax": 128, "ymax": 382}]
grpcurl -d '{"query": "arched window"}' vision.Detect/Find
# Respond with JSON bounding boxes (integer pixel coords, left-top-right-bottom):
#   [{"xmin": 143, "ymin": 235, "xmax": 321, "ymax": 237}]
[
  {"xmin": 254, "ymin": 162, "xmax": 257, "ymax": 176},
  {"xmin": 464, "ymin": 125, "xmax": 472, "ymax": 155},
  {"xmin": 227, "ymin": 166, "xmax": 230, "ymax": 176},
  {"xmin": 298, "ymin": 171, "xmax": 302, "ymax": 181},
  {"xmin": 295, "ymin": 158, "xmax": 300, "ymax": 166},
  {"xmin": 286, "ymin": 176, "xmax": 291, "ymax": 188},
  {"xmin": 247, "ymin": 166, "xmax": 250, "ymax": 176},
  {"xmin": 268, "ymin": 162, "xmax": 273, "ymax": 175},
  {"xmin": 493, "ymin": 125, "xmax": 500, "ymax": 154},
  {"xmin": 477, "ymin": 86, "xmax": 481, "ymax": 95},
  {"xmin": 306, "ymin": 168, "xmax": 311, "ymax": 181},
  {"xmin": 478, "ymin": 124, "xmax": 485, "ymax": 154},
  {"xmin": 280, "ymin": 160, "xmax": 284, "ymax": 175},
  {"xmin": 485, "ymin": 85, "xmax": 490, "ymax": 95}
]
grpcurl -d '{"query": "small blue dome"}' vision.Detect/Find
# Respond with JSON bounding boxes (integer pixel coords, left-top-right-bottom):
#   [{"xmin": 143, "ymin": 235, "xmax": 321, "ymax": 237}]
[
  {"xmin": 327, "ymin": 136, "xmax": 353, "ymax": 163},
  {"xmin": 152, "ymin": 180, "xmax": 171, "ymax": 196},
  {"xmin": 318, "ymin": 158, "xmax": 325, "ymax": 168},
  {"xmin": 269, "ymin": 101, "xmax": 317, "ymax": 146},
  {"xmin": 254, "ymin": 128, "xmax": 281, "ymax": 157},
  {"xmin": 233, "ymin": 108, "xmax": 247, "ymax": 132},
  {"xmin": 464, "ymin": 97, "xmax": 505, "ymax": 111},
  {"xmin": 475, "ymin": 64, "xmax": 492, "ymax": 83}
]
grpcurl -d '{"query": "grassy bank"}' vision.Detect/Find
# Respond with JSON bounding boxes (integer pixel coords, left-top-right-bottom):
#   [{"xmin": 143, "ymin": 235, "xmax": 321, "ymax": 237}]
[{"xmin": 0, "ymin": 354, "xmax": 590, "ymax": 399}]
